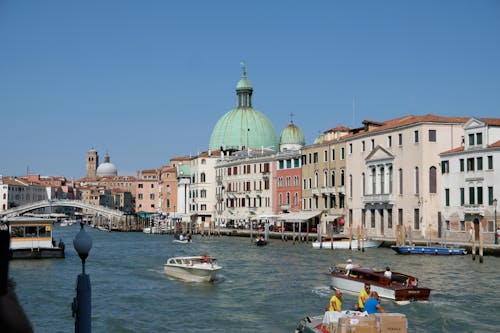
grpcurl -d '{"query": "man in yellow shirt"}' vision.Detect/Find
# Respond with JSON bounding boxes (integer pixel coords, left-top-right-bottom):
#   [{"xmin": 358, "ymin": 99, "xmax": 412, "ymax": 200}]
[
  {"xmin": 358, "ymin": 283, "xmax": 371, "ymax": 311},
  {"xmin": 329, "ymin": 289, "xmax": 342, "ymax": 312}
]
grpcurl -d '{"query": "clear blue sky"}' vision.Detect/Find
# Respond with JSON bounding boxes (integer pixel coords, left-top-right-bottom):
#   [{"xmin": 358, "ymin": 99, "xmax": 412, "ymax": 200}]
[{"xmin": 1, "ymin": 0, "xmax": 499, "ymax": 179}]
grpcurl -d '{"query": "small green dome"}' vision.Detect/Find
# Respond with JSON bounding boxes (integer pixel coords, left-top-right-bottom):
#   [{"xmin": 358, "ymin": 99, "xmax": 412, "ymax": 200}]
[
  {"xmin": 280, "ymin": 122, "xmax": 305, "ymax": 145},
  {"xmin": 313, "ymin": 133, "xmax": 325, "ymax": 145},
  {"xmin": 236, "ymin": 77, "xmax": 252, "ymax": 90}
]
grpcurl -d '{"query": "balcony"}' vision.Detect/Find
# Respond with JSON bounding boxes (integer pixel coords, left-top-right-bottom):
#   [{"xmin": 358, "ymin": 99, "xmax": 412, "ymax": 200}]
[
  {"xmin": 312, "ymin": 188, "xmax": 320, "ymax": 196},
  {"xmin": 463, "ymin": 204, "xmax": 484, "ymax": 215},
  {"xmin": 280, "ymin": 204, "xmax": 290, "ymax": 211},
  {"xmin": 363, "ymin": 193, "xmax": 393, "ymax": 204}
]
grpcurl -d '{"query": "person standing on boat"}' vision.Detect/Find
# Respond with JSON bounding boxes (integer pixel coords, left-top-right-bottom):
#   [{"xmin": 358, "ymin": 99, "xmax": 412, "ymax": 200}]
[
  {"xmin": 358, "ymin": 283, "xmax": 371, "ymax": 311},
  {"xmin": 364, "ymin": 292, "xmax": 385, "ymax": 314},
  {"xmin": 345, "ymin": 259, "xmax": 353, "ymax": 276},
  {"xmin": 329, "ymin": 289, "xmax": 343, "ymax": 312},
  {"xmin": 384, "ymin": 267, "xmax": 392, "ymax": 280}
]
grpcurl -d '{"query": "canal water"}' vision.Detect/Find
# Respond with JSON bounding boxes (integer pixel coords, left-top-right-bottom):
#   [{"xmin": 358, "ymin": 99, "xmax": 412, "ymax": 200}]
[{"xmin": 9, "ymin": 224, "xmax": 500, "ymax": 333}]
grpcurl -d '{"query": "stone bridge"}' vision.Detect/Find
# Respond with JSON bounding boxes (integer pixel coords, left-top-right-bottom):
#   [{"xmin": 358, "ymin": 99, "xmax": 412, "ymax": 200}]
[{"xmin": 0, "ymin": 199, "xmax": 125, "ymax": 222}]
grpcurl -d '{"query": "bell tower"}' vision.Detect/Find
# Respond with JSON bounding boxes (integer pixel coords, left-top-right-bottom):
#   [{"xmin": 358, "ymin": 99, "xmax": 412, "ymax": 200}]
[{"xmin": 86, "ymin": 148, "xmax": 98, "ymax": 178}]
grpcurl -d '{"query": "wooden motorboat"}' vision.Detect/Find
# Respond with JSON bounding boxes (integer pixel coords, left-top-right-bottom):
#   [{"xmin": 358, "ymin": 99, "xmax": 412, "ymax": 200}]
[
  {"xmin": 5, "ymin": 217, "xmax": 65, "ymax": 259},
  {"xmin": 391, "ymin": 245, "xmax": 467, "ymax": 255},
  {"xmin": 312, "ymin": 235, "xmax": 382, "ymax": 249},
  {"xmin": 164, "ymin": 255, "xmax": 222, "ymax": 282},
  {"xmin": 329, "ymin": 265, "xmax": 431, "ymax": 304}
]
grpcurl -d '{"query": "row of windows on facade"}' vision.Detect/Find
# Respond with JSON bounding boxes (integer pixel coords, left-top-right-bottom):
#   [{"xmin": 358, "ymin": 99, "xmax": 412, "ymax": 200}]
[
  {"xmin": 354, "ymin": 207, "xmax": 495, "ymax": 233},
  {"xmin": 225, "ymin": 163, "xmax": 271, "ymax": 176},
  {"xmin": 225, "ymin": 197, "xmax": 271, "ymax": 208},
  {"xmin": 299, "ymin": 166, "xmax": 437, "ymax": 195},
  {"xmin": 224, "ymin": 180, "xmax": 270, "ymax": 192},
  {"xmin": 444, "ymin": 186, "xmax": 496, "ymax": 207},
  {"xmin": 441, "ymin": 156, "xmax": 494, "ymax": 173},
  {"xmin": 303, "ymin": 194, "xmax": 346, "ymax": 210},
  {"xmin": 301, "ymin": 129, "xmax": 441, "ymax": 165}
]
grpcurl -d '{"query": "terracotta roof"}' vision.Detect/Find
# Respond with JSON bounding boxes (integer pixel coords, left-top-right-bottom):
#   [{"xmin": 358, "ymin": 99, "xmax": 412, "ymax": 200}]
[
  {"xmin": 440, "ymin": 146, "xmax": 465, "ymax": 155},
  {"xmin": 482, "ymin": 118, "xmax": 500, "ymax": 126},
  {"xmin": 489, "ymin": 140, "xmax": 500, "ymax": 148},
  {"xmin": 325, "ymin": 125, "xmax": 350, "ymax": 133}
]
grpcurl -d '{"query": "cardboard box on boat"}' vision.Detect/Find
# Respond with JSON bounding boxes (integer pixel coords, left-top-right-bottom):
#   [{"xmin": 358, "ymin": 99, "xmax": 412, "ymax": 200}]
[
  {"xmin": 337, "ymin": 316, "xmax": 378, "ymax": 333},
  {"xmin": 371, "ymin": 313, "xmax": 407, "ymax": 333}
]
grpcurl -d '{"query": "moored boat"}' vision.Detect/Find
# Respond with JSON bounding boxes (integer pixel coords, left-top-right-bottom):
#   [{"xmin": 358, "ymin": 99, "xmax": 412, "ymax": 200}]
[
  {"xmin": 312, "ymin": 235, "xmax": 382, "ymax": 249},
  {"xmin": 4, "ymin": 217, "xmax": 65, "ymax": 259},
  {"xmin": 164, "ymin": 255, "xmax": 222, "ymax": 282},
  {"xmin": 329, "ymin": 265, "xmax": 430, "ymax": 304},
  {"xmin": 391, "ymin": 245, "xmax": 467, "ymax": 255}
]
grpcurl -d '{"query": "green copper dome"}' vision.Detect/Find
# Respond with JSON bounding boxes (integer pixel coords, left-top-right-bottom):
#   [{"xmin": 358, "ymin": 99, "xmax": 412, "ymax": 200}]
[
  {"xmin": 209, "ymin": 64, "xmax": 279, "ymax": 152},
  {"xmin": 280, "ymin": 122, "xmax": 305, "ymax": 145}
]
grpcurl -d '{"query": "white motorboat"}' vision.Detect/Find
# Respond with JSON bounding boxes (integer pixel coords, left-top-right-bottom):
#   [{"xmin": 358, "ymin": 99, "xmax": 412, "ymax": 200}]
[
  {"xmin": 312, "ymin": 235, "xmax": 382, "ymax": 249},
  {"xmin": 172, "ymin": 239, "xmax": 191, "ymax": 244},
  {"xmin": 164, "ymin": 255, "xmax": 222, "ymax": 282}
]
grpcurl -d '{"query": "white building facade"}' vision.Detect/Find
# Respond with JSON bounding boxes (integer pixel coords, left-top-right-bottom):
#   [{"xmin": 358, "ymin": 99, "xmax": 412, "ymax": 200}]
[
  {"xmin": 346, "ymin": 116, "xmax": 466, "ymax": 241},
  {"xmin": 440, "ymin": 118, "xmax": 500, "ymax": 243}
]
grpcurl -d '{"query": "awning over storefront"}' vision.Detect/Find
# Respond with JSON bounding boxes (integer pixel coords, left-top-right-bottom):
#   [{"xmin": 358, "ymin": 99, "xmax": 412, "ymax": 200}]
[
  {"xmin": 277, "ymin": 211, "xmax": 322, "ymax": 222},
  {"xmin": 258, "ymin": 214, "xmax": 280, "ymax": 219},
  {"xmin": 322, "ymin": 214, "xmax": 344, "ymax": 222}
]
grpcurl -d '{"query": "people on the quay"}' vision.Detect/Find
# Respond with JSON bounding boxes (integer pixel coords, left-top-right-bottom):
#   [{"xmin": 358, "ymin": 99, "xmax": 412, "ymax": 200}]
[
  {"xmin": 384, "ymin": 266, "xmax": 392, "ymax": 280},
  {"xmin": 329, "ymin": 289, "xmax": 343, "ymax": 312},
  {"xmin": 345, "ymin": 259, "xmax": 353, "ymax": 276},
  {"xmin": 364, "ymin": 291, "xmax": 385, "ymax": 314},
  {"xmin": 358, "ymin": 283, "xmax": 371, "ymax": 311}
]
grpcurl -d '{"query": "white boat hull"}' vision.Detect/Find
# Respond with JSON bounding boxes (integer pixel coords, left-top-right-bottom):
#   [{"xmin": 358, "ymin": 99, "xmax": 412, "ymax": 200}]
[
  {"xmin": 331, "ymin": 275, "xmax": 395, "ymax": 300},
  {"xmin": 312, "ymin": 239, "xmax": 382, "ymax": 249},
  {"xmin": 164, "ymin": 257, "xmax": 222, "ymax": 282}
]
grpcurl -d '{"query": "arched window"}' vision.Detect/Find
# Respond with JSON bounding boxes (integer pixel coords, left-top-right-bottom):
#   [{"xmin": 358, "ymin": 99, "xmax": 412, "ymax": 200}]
[
  {"xmin": 349, "ymin": 174, "xmax": 353, "ymax": 197},
  {"xmin": 200, "ymin": 172, "xmax": 206, "ymax": 183},
  {"xmin": 331, "ymin": 170, "xmax": 336, "ymax": 186},
  {"xmin": 429, "ymin": 166, "xmax": 437, "ymax": 193},
  {"xmin": 415, "ymin": 167, "xmax": 419, "ymax": 194},
  {"xmin": 340, "ymin": 169, "xmax": 345, "ymax": 186},
  {"xmin": 314, "ymin": 172, "xmax": 319, "ymax": 188},
  {"xmin": 362, "ymin": 172, "xmax": 366, "ymax": 195},
  {"xmin": 371, "ymin": 168, "xmax": 376, "ymax": 194},
  {"xmin": 324, "ymin": 170, "xmax": 328, "ymax": 187},
  {"xmin": 286, "ymin": 192, "xmax": 290, "ymax": 204}
]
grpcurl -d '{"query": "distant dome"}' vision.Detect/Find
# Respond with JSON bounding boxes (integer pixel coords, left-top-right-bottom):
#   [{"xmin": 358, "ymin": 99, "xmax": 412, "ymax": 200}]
[
  {"xmin": 313, "ymin": 133, "xmax": 325, "ymax": 145},
  {"xmin": 96, "ymin": 152, "xmax": 117, "ymax": 177},
  {"xmin": 209, "ymin": 64, "xmax": 278, "ymax": 152},
  {"xmin": 279, "ymin": 121, "xmax": 305, "ymax": 151}
]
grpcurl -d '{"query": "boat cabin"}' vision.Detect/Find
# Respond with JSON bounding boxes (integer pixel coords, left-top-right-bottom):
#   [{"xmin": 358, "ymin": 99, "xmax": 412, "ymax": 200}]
[{"xmin": 4, "ymin": 217, "xmax": 65, "ymax": 259}]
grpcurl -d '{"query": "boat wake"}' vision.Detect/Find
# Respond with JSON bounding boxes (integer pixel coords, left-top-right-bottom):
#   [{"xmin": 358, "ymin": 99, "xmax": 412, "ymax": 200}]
[{"xmin": 311, "ymin": 285, "xmax": 332, "ymax": 298}]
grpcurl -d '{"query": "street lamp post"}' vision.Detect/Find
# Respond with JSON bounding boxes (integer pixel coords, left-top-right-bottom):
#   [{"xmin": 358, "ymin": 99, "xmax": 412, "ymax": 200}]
[
  {"xmin": 494, "ymin": 198, "xmax": 498, "ymax": 245},
  {"xmin": 72, "ymin": 223, "xmax": 93, "ymax": 333}
]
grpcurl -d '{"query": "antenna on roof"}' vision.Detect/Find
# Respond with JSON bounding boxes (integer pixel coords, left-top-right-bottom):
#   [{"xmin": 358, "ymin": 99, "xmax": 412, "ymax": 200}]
[{"xmin": 352, "ymin": 96, "xmax": 356, "ymax": 127}]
